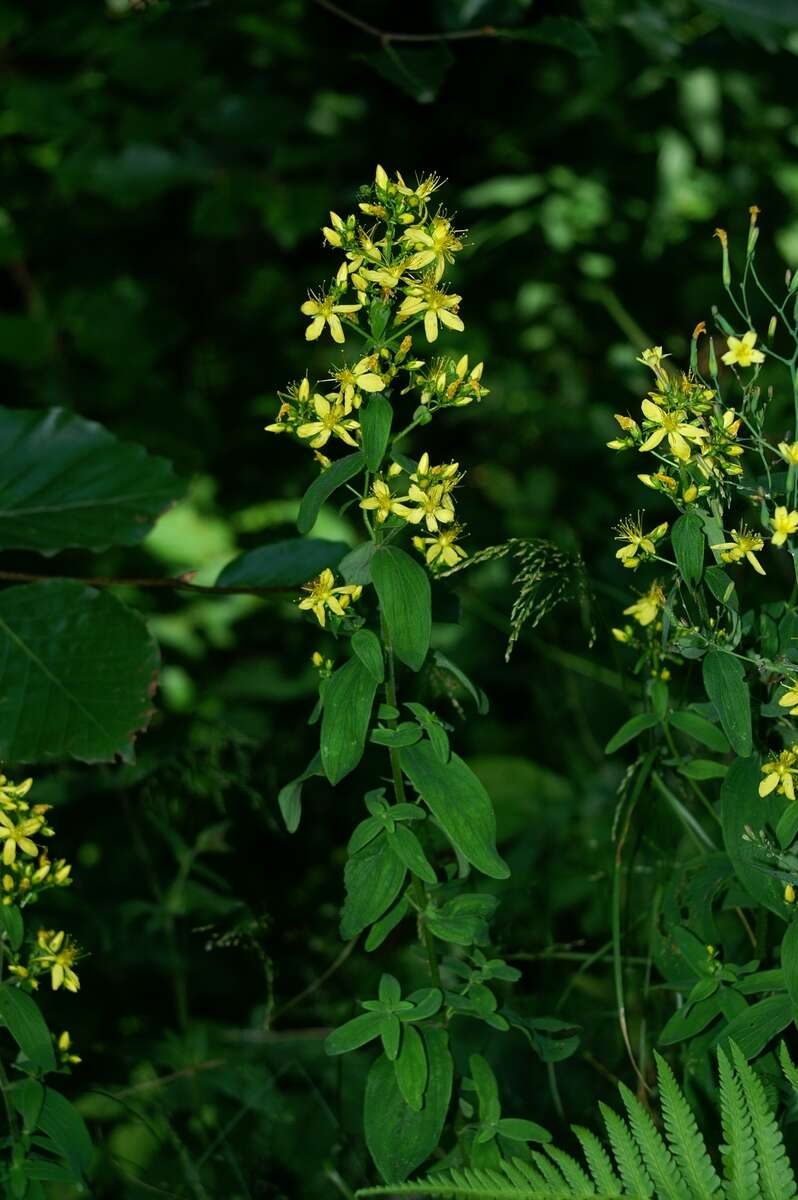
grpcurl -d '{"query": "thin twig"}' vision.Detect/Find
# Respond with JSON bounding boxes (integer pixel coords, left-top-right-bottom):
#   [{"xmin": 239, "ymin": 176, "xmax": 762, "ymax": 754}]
[
  {"xmin": 314, "ymin": 0, "xmax": 496, "ymax": 43},
  {"xmin": 0, "ymin": 569, "xmax": 291, "ymax": 596},
  {"xmin": 272, "ymin": 938, "xmax": 357, "ymax": 1023}
]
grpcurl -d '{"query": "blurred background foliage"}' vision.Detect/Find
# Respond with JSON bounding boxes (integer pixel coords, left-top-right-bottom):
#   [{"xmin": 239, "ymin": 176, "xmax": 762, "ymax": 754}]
[{"xmin": 2, "ymin": 0, "xmax": 798, "ymax": 1194}]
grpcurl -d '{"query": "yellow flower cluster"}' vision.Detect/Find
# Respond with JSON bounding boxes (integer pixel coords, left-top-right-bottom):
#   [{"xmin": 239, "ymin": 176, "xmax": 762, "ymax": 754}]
[
  {"xmin": 360, "ymin": 452, "xmax": 468, "ymax": 570},
  {"xmin": 10, "ymin": 928, "xmax": 82, "ymax": 993},
  {"xmin": 0, "ymin": 774, "xmax": 71, "ymax": 902},
  {"xmin": 760, "ymin": 748, "xmax": 798, "ymax": 800}
]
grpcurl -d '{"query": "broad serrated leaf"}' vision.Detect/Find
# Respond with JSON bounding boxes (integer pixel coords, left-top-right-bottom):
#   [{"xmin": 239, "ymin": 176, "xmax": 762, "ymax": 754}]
[
  {"xmin": 215, "ymin": 537, "xmax": 348, "ymax": 588},
  {"xmin": 0, "ymin": 406, "xmax": 183, "ymax": 554},
  {"xmin": 0, "ymin": 581, "xmax": 159, "ymax": 764}
]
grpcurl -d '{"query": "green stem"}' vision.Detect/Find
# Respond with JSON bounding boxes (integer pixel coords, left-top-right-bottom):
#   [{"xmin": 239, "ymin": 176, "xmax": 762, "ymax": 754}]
[{"xmin": 380, "ymin": 614, "xmax": 441, "ymax": 989}]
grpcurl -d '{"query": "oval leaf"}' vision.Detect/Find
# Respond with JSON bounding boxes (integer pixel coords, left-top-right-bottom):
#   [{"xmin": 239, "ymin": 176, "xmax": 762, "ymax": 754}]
[
  {"xmin": 0, "ymin": 581, "xmax": 159, "ymax": 764},
  {"xmin": 0, "ymin": 984, "xmax": 56, "ymax": 1072},
  {"xmin": 320, "ymin": 656, "xmax": 378, "ymax": 785},
  {"xmin": 703, "ymin": 650, "xmax": 752, "ymax": 757},
  {"xmin": 394, "ymin": 1023, "xmax": 427, "ymax": 1111},
  {"xmin": 340, "ymin": 834, "xmax": 407, "ymax": 940},
  {"xmin": 365, "ymin": 1027, "xmax": 453, "ymax": 1182},
  {"xmin": 297, "ymin": 451, "xmax": 365, "ymax": 535},
  {"xmin": 361, "ymin": 393, "xmax": 393, "ymax": 472},
  {"xmin": 782, "ymin": 919, "xmax": 798, "ymax": 1031},
  {"xmin": 669, "ymin": 710, "xmax": 730, "ymax": 754},
  {"xmin": 722, "ymin": 754, "xmax": 785, "ymax": 918},
  {"xmin": 372, "ymin": 545, "xmax": 431, "ymax": 672},
  {"xmin": 37, "ymin": 1087, "xmax": 93, "ymax": 1177},
  {"xmin": 400, "ymin": 741, "xmax": 509, "ymax": 880},
  {"xmin": 324, "ymin": 1011, "xmax": 384, "ymax": 1056},
  {"xmin": 216, "ymin": 538, "xmax": 348, "ymax": 588},
  {"xmin": 351, "ymin": 628, "xmax": 385, "ymax": 683},
  {"xmin": 0, "ymin": 406, "xmax": 183, "ymax": 554},
  {"xmin": 605, "ymin": 712, "xmax": 659, "ymax": 754},
  {"xmin": 671, "ymin": 511, "xmax": 705, "ymax": 588}
]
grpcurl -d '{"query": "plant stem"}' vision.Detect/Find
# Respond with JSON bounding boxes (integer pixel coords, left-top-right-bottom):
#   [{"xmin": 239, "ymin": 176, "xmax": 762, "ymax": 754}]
[{"xmin": 380, "ymin": 618, "xmax": 441, "ymax": 989}]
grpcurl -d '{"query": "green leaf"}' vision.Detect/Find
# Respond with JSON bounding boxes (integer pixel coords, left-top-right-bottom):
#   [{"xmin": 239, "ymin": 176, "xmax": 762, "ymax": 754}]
[
  {"xmin": 669, "ymin": 710, "xmax": 730, "ymax": 754},
  {"xmin": 400, "ymin": 741, "xmax": 509, "ymax": 880},
  {"xmin": 431, "ymin": 651, "xmax": 489, "ymax": 715},
  {"xmin": 703, "ymin": 650, "xmax": 752, "ymax": 757},
  {"xmin": 394, "ymin": 1023, "xmax": 427, "ymax": 1111},
  {"xmin": 10, "ymin": 1078, "xmax": 44, "ymax": 1133},
  {"xmin": 0, "ymin": 406, "xmax": 183, "ymax": 554},
  {"xmin": 659, "ymin": 995, "xmax": 723, "ymax": 1045},
  {"xmin": 705, "ymin": 565, "xmax": 738, "ymax": 610},
  {"xmin": 495, "ymin": 1117, "xmax": 551, "ymax": 1143},
  {"xmin": 371, "ymin": 723, "xmax": 422, "ymax": 748},
  {"xmin": 320, "ymin": 656, "xmax": 379, "ymax": 785},
  {"xmin": 352, "ymin": 629, "xmax": 385, "ymax": 683},
  {"xmin": 361, "ymin": 394, "xmax": 393, "ymax": 472},
  {"xmin": 718, "ymin": 994, "xmax": 793, "ymax": 1059},
  {"xmin": 324, "ymin": 1011, "xmax": 384, "ymax": 1056},
  {"xmin": 296, "ymin": 451, "xmax": 365, "ymax": 535},
  {"xmin": 372, "ymin": 546, "xmax": 431, "ymax": 672},
  {"xmin": 340, "ymin": 834, "xmax": 407, "ymax": 940},
  {"xmin": 365, "ymin": 1028, "xmax": 453, "ymax": 1182},
  {"xmin": 0, "ymin": 985, "xmax": 56, "ymax": 1071},
  {"xmin": 722, "ymin": 755, "xmax": 785, "ymax": 918},
  {"xmin": 0, "ymin": 906, "xmax": 24, "ymax": 952},
  {"xmin": 365, "ymin": 897, "xmax": 410, "ymax": 952},
  {"xmin": 782, "ymin": 920, "xmax": 798, "ymax": 1034},
  {"xmin": 339, "ymin": 541, "xmax": 377, "ymax": 585},
  {"xmin": 777, "ymin": 804, "xmax": 798, "ymax": 849},
  {"xmin": 386, "ymin": 824, "xmax": 436, "ymax": 884},
  {"xmin": 679, "ymin": 759, "xmax": 728, "ymax": 780},
  {"xmin": 495, "ymin": 17, "xmax": 599, "ymax": 58},
  {"xmin": 37, "ymin": 1088, "xmax": 93, "ymax": 1177},
  {"xmin": 672, "ymin": 512, "xmax": 705, "ymax": 587},
  {"xmin": 277, "ymin": 752, "xmax": 322, "ymax": 834},
  {"xmin": 215, "ymin": 537, "xmax": 348, "ymax": 588},
  {"xmin": 604, "ymin": 712, "xmax": 659, "ymax": 754},
  {"xmin": 0, "ymin": 581, "xmax": 159, "ymax": 764}
]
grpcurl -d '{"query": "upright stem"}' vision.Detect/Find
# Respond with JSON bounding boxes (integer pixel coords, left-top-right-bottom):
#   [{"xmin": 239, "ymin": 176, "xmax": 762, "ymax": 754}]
[{"xmin": 380, "ymin": 619, "xmax": 441, "ymax": 989}]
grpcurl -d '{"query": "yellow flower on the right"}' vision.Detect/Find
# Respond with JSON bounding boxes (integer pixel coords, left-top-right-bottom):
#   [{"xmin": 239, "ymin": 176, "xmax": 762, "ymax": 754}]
[
  {"xmin": 721, "ymin": 330, "xmax": 764, "ymax": 368},
  {"xmin": 771, "ymin": 506, "xmax": 798, "ymax": 547}
]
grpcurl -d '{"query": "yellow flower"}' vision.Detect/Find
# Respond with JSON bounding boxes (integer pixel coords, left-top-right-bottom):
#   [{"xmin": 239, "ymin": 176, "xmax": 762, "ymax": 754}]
[
  {"xmin": 297, "ymin": 393, "xmax": 360, "ymax": 449},
  {"xmin": 638, "ymin": 471, "xmax": 678, "ymax": 494},
  {"xmin": 359, "ymin": 481, "xmax": 414, "ymax": 524},
  {"xmin": 637, "ymin": 346, "xmax": 670, "ymax": 379},
  {"xmin": 402, "ymin": 484, "xmax": 455, "ymax": 532},
  {"xmin": 403, "ymin": 214, "xmax": 463, "ymax": 280},
  {"xmin": 411, "ymin": 452, "xmax": 460, "ymax": 495},
  {"xmin": 786, "ymin": 883, "xmax": 797, "ymax": 904},
  {"xmin": 614, "ymin": 514, "xmax": 668, "ymax": 569},
  {"xmin": 300, "ymin": 291, "xmax": 362, "ymax": 343},
  {"xmin": 298, "ymin": 569, "xmax": 361, "ymax": 627},
  {"xmin": 771, "ymin": 506, "xmax": 798, "ymax": 547},
  {"xmin": 413, "ymin": 524, "xmax": 468, "ymax": 568},
  {"xmin": 396, "ymin": 277, "xmax": 464, "ymax": 343},
  {"xmin": 0, "ymin": 775, "xmax": 33, "ymax": 809},
  {"xmin": 0, "ymin": 811, "xmax": 42, "ymax": 865},
  {"xmin": 711, "ymin": 525, "xmax": 766, "ymax": 575},
  {"xmin": 56, "ymin": 1030, "xmax": 81, "ymax": 1065},
  {"xmin": 721, "ymin": 330, "xmax": 764, "ymax": 368},
  {"xmin": 623, "ymin": 582, "xmax": 665, "ymax": 627},
  {"xmin": 760, "ymin": 749, "xmax": 798, "ymax": 800},
  {"xmin": 331, "ymin": 357, "xmax": 385, "ymax": 411},
  {"xmin": 33, "ymin": 929, "xmax": 81, "ymax": 993},
  {"xmin": 638, "ymin": 398, "xmax": 708, "ymax": 462},
  {"xmin": 779, "ymin": 441, "xmax": 798, "ymax": 466},
  {"xmin": 779, "ymin": 679, "xmax": 798, "ymax": 716}
]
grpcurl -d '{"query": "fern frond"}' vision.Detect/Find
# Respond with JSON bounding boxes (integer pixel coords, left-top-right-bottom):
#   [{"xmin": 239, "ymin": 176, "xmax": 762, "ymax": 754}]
[
  {"xmin": 571, "ymin": 1125, "xmax": 622, "ymax": 1195},
  {"xmin": 731, "ymin": 1042, "xmax": 797, "ymax": 1200},
  {"xmin": 617, "ymin": 1083, "xmax": 689, "ymax": 1200},
  {"xmin": 544, "ymin": 1144, "xmax": 596, "ymax": 1194},
  {"xmin": 354, "ymin": 1160, "xmax": 546, "ymax": 1198},
  {"xmin": 652, "ymin": 1051, "xmax": 722, "ymax": 1199},
  {"xmin": 718, "ymin": 1046, "xmax": 757, "ymax": 1200},
  {"xmin": 779, "ymin": 1041, "xmax": 798, "ymax": 1095},
  {"xmin": 529, "ymin": 1149, "xmax": 570, "ymax": 1191},
  {"xmin": 600, "ymin": 1102, "xmax": 654, "ymax": 1198}
]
